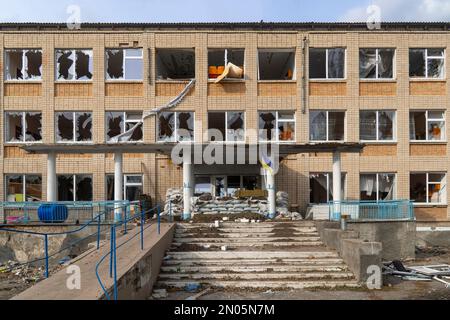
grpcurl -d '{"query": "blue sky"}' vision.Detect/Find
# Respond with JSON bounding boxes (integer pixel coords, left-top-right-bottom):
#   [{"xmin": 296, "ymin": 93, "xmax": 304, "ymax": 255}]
[{"xmin": 1, "ymin": 0, "xmax": 450, "ymax": 22}]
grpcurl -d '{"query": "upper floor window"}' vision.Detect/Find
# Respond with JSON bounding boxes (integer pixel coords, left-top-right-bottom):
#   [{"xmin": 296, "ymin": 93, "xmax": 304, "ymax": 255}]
[
  {"xmin": 156, "ymin": 48, "xmax": 195, "ymax": 81},
  {"xmin": 409, "ymin": 48, "xmax": 445, "ymax": 79},
  {"xmin": 56, "ymin": 49, "xmax": 93, "ymax": 81},
  {"xmin": 309, "ymin": 48, "xmax": 345, "ymax": 79},
  {"xmin": 5, "ymin": 112, "xmax": 42, "ymax": 143},
  {"xmin": 4, "ymin": 49, "xmax": 42, "ymax": 81},
  {"xmin": 410, "ymin": 172, "xmax": 446, "ymax": 204},
  {"xmin": 258, "ymin": 49, "xmax": 295, "ymax": 80},
  {"xmin": 106, "ymin": 48, "xmax": 143, "ymax": 80},
  {"xmin": 310, "ymin": 111, "xmax": 345, "ymax": 142},
  {"xmin": 258, "ymin": 111, "xmax": 295, "ymax": 142},
  {"xmin": 208, "ymin": 111, "xmax": 245, "ymax": 142},
  {"xmin": 410, "ymin": 110, "xmax": 445, "ymax": 141},
  {"xmin": 360, "ymin": 173, "xmax": 395, "ymax": 201},
  {"xmin": 360, "ymin": 110, "xmax": 395, "ymax": 141},
  {"xmin": 58, "ymin": 174, "xmax": 92, "ymax": 201},
  {"xmin": 106, "ymin": 111, "xmax": 143, "ymax": 142},
  {"xmin": 5, "ymin": 174, "xmax": 42, "ymax": 202},
  {"xmin": 157, "ymin": 111, "xmax": 194, "ymax": 142},
  {"xmin": 359, "ymin": 48, "xmax": 395, "ymax": 79},
  {"xmin": 208, "ymin": 48, "xmax": 244, "ymax": 80},
  {"xmin": 56, "ymin": 112, "xmax": 92, "ymax": 143}
]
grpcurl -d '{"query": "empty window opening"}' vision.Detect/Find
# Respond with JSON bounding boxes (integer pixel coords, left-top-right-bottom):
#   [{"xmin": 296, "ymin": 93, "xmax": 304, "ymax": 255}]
[
  {"xmin": 157, "ymin": 111, "xmax": 194, "ymax": 142},
  {"xmin": 208, "ymin": 49, "xmax": 244, "ymax": 80},
  {"xmin": 56, "ymin": 112, "xmax": 92, "ymax": 142},
  {"xmin": 156, "ymin": 49, "xmax": 195, "ymax": 80},
  {"xmin": 360, "ymin": 110, "xmax": 395, "ymax": 141},
  {"xmin": 360, "ymin": 173, "xmax": 395, "ymax": 201},
  {"xmin": 410, "ymin": 110, "xmax": 445, "ymax": 141},
  {"xmin": 56, "ymin": 49, "xmax": 93, "ymax": 80},
  {"xmin": 258, "ymin": 49, "xmax": 295, "ymax": 80},
  {"xmin": 106, "ymin": 48, "xmax": 143, "ymax": 80},
  {"xmin": 410, "ymin": 172, "xmax": 446, "ymax": 204},
  {"xmin": 310, "ymin": 173, "xmax": 346, "ymax": 204},
  {"xmin": 5, "ymin": 174, "xmax": 42, "ymax": 202},
  {"xmin": 359, "ymin": 48, "xmax": 394, "ymax": 79},
  {"xmin": 310, "ymin": 111, "xmax": 345, "ymax": 141},
  {"xmin": 106, "ymin": 174, "xmax": 143, "ymax": 201},
  {"xmin": 208, "ymin": 111, "xmax": 245, "ymax": 142},
  {"xmin": 58, "ymin": 174, "xmax": 92, "ymax": 201},
  {"xmin": 259, "ymin": 111, "xmax": 295, "ymax": 142},
  {"xmin": 106, "ymin": 112, "xmax": 143, "ymax": 142},
  {"xmin": 309, "ymin": 48, "xmax": 345, "ymax": 79},
  {"xmin": 5, "ymin": 111, "xmax": 42, "ymax": 143},
  {"xmin": 409, "ymin": 48, "xmax": 445, "ymax": 78},
  {"xmin": 5, "ymin": 49, "xmax": 42, "ymax": 80}
]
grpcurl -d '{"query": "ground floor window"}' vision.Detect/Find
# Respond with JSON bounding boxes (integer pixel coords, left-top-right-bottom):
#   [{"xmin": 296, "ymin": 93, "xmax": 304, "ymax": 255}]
[
  {"xmin": 309, "ymin": 173, "xmax": 346, "ymax": 204},
  {"xmin": 410, "ymin": 172, "xmax": 446, "ymax": 204},
  {"xmin": 360, "ymin": 173, "xmax": 395, "ymax": 201},
  {"xmin": 5, "ymin": 174, "xmax": 42, "ymax": 201},
  {"xmin": 58, "ymin": 174, "xmax": 92, "ymax": 201},
  {"xmin": 194, "ymin": 175, "xmax": 260, "ymax": 196},
  {"xmin": 106, "ymin": 174, "xmax": 143, "ymax": 201}
]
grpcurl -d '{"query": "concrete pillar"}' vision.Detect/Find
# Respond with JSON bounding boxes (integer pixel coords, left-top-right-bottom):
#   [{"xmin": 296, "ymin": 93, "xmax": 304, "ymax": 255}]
[
  {"xmin": 183, "ymin": 161, "xmax": 193, "ymax": 221},
  {"xmin": 114, "ymin": 152, "xmax": 123, "ymax": 221},
  {"xmin": 332, "ymin": 151, "xmax": 342, "ymax": 219},
  {"xmin": 267, "ymin": 170, "xmax": 276, "ymax": 219},
  {"xmin": 46, "ymin": 152, "xmax": 57, "ymax": 202}
]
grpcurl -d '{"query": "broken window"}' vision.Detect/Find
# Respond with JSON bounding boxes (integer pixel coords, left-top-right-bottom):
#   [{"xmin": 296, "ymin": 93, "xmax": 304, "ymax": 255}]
[
  {"xmin": 207, "ymin": 111, "xmax": 245, "ymax": 142},
  {"xmin": 194, "ymin": 176, "xmax": 212, "ymax": 196},
  {"xmin": 309, "ymin": 111, "xmax": 345, "ymax": 141},
  {"xmin": 106, "ymin": 174, "xmax": 143, "ymax": 201},
  {"xmin": 106, "ymin": 112, "xmax": 143, "ymax": 142},
  {"xmin": 156, "ymin": 48, "xmax": 195, "ymax": 80},
  {"xmin": 106, "ymin": 48, "xmax": 143, "ymax": 80},
  {"xmin": 410, "ymin": 110, "xmax": 445, "ymax": 141},
  {"xmin": 410, "ymin": 173, "xmax": 446, "ymax": 204},
  {"xmin": 359, "ymin": 48, "xmax": 394, "ymax": 79},
  {"xmin": 258, "ymin": 49, "xmax": 295, "ymax": 80},
  {"xmin": 309, "ymin": 48, "xmax": 345, "ymax": 79},
  {"xmin": 258, "ymin": 111, "xmax": 295, "ymax": 142},
  {"xmin": 157, "ymin": 111, "xmax": 194, "ymax": 142},
  {"xmin": 56, "ymin": 49, "xmax": 93, "ymax": 80},
  {"xmin": 409, "ymin": 48, "xmax": 445, "ymax": 78},
  {"xmin": 310, "ymin": 173, "xmax": 346, "ymax": 204},
  {"xmin": 360, "ymin": 111, "xmax": 395, "ymax": 141},
  {"xmin": 58, "ymin": 174, "xmax": 92, "ymax": 201},
  {"xmin": 208, "ymin": 49, "xmax": 244, "ymax": 80},
  {"xmin": 360, "ymin": 173, "xmax": 395, "ymax": 201},
  {"xmin": 5, "ymin": 174, "xmax": 42, "ymax": 202},
  {"xmin": 5, "ymin": 111, "xmax": 42, "ymax": 143},
  {"xmin": 4, "ymin": 49, "xmax": 42, "ymax": 80},
  {"xmin": 56, "ymin": 112, "xmax": 92, "ymax": 142}
]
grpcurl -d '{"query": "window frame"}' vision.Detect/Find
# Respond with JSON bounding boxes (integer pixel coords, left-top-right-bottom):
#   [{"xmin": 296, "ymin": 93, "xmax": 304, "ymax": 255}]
[
  {"xmin": 156, "ymin": 111, "xmax": 195, "ymax": 143},
  {"xmin": 257, "ymin": 48, "xmax": 296, "ymax": 81},
  {"xmin": 5, "ymin": 111, "xmax": 43, "ymax": 144},
  {"xmin": 207, "ymin": 111, "xmax": 246, "ymax": 143},
  {"xmin": 309, "ymin": 110, "xmax": 346, "ymax": 142},
  {"xmin": 105, "ymin": 48, "xmax": 144, "ymax": 81},
  {"xmin": 409, "ymin": 48, "xmax": 445, "ymax": 79},
  {"xmin": 359, "ymin": 110, "xmax": 396, "ymax": 142},
  {"xmin": 57, "ymin": 174, "xmax": 93, "ymax": 201},
  {"xmin": 309, "ymin": 48, "xmax": 347, "ymax": 80},
  {"xmin": 5, "ymin": 174, "xmax": 42, "ymax": 202},
  {"xmin": 359, "ymin": 48, "xmax": 396, "ymax": 80},
  {"xmin": 207, "ymin": 48, "xmax": 245, "ymax": 81},
  {"xmin": 105, "ymin": 111, "xmax": 143, "ymax": 143},
  {"xmin": 309, "ymin": 172, "xmax": 346, "ymax": 204},
  {"xmin": 55, "ymin": 111, "xmax": 93, "ymax": 143},
  {"xmin": 410, "ymin": 110, "xmax": 446, "ymax": 142},
  {"xmin": 410, "ymin": 172, "xmax": 447, "ymax": 205},
  {"xmin": 360, "ymin": 173, "xmax": 396, "ymax": 201},
  {"xmin": 4, "ymin": 49, "xmax": 43, "ymax": 81},
  {"xmin": 258, "ymin": 110, "xmax": 296, "ymax": 143}
]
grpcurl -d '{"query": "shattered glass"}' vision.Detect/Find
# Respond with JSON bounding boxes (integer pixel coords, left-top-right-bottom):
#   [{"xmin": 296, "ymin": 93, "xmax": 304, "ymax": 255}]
[
  {"xmin": 56, "ymin": 50, "xmax": 75, "ymax": 80},
  {"xmin": 75, "ymin": 50, "xmax": 93, "ymax": 80},
  {"xmin": 6, "ymin": 112, "xmax": 23, "ymax": 142},
  {"xmin": 309, "ymin": 111, "xmax": 327, "ymax": 141},
  {"xmin": 328, "ymin": 48, "xmax": 345, "ymax": 79},
  {"xmin": 177, "ymin": 112, "xmax": 194, "ymax": 141},
  {"xmin": 227, "ymin": 112, "xmax": 245, "ymax": 141},
  {"xmin": 76, "ymin": 112, "xmax": 92, "ymax": 141},
  {"xmin": 56, "ymin": 112, "xmax": 74, "ymax": 141},
  {"xmin": 158, "ymin": 112, "xmax": 175, "ymax": 141},
  {"xmin": 106, "ymin": 112, "xmax": 124, "ymax": 141},
  {"xmin": 259, "ymin": 112, "xmax": 276, "ymax": 141},
  {"xmin": 25, "ymin": 112, "xmax": 42, "ymax": 142},
  {"xmin": 106, "ymin": 50, "xmax": 124, "ymax": 79}
]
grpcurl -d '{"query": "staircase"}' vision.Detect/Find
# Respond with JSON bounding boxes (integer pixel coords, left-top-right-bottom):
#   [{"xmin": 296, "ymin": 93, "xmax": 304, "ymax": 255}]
[{"xmin": 155, "ymin": 221, "xmax": 360, "ymax": 290}]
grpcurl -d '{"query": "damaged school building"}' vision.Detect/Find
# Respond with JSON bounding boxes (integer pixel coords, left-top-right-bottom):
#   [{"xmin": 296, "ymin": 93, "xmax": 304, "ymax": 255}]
[{"xmin": 1, "ymin": 22, "xmax": 450, "ymax": 223}]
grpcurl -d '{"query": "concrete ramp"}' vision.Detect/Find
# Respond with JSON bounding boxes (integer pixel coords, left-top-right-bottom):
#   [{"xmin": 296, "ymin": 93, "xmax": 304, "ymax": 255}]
[{"xmin": 12, "ymin": 223, "xmax": 175, "ymax": 300}]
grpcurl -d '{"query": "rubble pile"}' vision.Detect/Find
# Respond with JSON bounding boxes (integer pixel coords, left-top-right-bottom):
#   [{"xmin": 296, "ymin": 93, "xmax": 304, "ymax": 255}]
[
  {"xmin": 0, "ymin": 260, "xmax": 45, "ymax": 283},
  {"xmin": 192, "ymin": 195, "xmax": 268, "ymax": 216},
  {"xmin": 161, "ymin": 188, "xmax": 183, "ymax": 216}
]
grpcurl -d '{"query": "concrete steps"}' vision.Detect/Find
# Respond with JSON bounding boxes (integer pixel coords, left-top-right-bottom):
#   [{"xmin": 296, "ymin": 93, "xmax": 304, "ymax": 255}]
[{"xmin": 155, "ymin": 221, "xmax": 359, "ymax": 291}]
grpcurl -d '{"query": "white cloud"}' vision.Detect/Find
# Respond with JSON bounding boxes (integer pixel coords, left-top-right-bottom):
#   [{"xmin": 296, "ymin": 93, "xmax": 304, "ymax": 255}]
[{"xmin": 341, "ymin": 0, "xmax": 450, "ymax": 22}]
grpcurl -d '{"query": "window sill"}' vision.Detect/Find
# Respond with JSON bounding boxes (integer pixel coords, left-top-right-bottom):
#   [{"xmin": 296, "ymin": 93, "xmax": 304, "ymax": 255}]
[
  {"xmin": 156, "ymin": 79, "xmax": 193, "ymax": 84},
  {"xmin": 359, "ymin": 79, "xmax": 396, "ymax": 83},
  {"xmin": 309, "ymin": 79, "xmax": 346, "ymax": 82},
  {"xmin": 4, "ymin": 80, "xmax": 42, "ymax": 84},
  {"xmin": 56, "ymin": 141, "xmax": 94, "ymax": 144},
  {"xmin": 4, "ymin": 141, "xmax": 43, "ymax": 145},
  {"xmin": 259, "ymin": 140, "xmax": 296, "ymax": 144},
  {"xmin": 410, "ymin": 140, "xmax": 447, "ymax": 144},
  {"xmin": 409, "ymin": 78, "xmax": 446, "ymax": 82},
  {"xmin": 309, "ymin": 140, "xmax": 346, "ymax": 143},
  {"xmin": 258, "ymin": 80, "xmax": 296, "ymax": 83},
  {"xmin": 55, "ymin": 80, "xmax": 93, "ymax": 83},
  {"xmin": 360, "ymin": 140, "xmax": 397, "ymax": 144},
  {"xmin": 105, "ymin": 80, "xmax": 144, "ymax": 83},
  {"xmin": 106, "ymin": 141, "xmax": 144, "ymax": 144},
  {"xmin": 208, "ymin": 79, "xmax": 245, "ymax": 83}
]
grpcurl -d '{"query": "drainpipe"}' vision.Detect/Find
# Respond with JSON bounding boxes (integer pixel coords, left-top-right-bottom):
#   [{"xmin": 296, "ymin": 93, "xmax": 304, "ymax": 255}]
[
  {"xmin": 114, "ymin": 152, "xmax": 123, "ymax": 222},
  {"xmin": 46, "ymin": 152, "xmax": 57, "ymax": 202},
  {"xmin": 301, "ymin": 36, "xmax": 309, "ymax": 114}
]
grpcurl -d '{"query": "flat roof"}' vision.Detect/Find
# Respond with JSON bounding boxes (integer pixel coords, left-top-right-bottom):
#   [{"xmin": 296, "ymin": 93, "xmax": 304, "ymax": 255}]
[
  {"xmin": 0, "ymin": 22, "xmax": 449, "ymax": 32},
  {"xmin": 21, "ymin": 142, "xmax": 364, "ymax": 156}
]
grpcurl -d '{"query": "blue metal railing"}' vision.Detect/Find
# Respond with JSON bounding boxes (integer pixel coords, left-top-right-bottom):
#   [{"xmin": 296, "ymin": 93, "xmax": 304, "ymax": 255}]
[{"xmin": 328, "ymin": 200, "xmax": 415, "ymax": 221}]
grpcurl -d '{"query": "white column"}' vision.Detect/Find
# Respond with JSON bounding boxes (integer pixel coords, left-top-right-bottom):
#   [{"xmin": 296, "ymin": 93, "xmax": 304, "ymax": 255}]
[
  {"xmin": 183, "ymin": 161, "xmax": 193, "ymax": 221},
  {"xmin": 114, "ymin": 152, "xmax": 123, "ymax": 222},
  {"xmin": 267, "ymin": 170, "xmax": 276, "ymax": 219},
  {"xmin": 46, "ymin": 152, "xmax": 57, "ymax": 202},
  {"xmin": 332, "ymin": 151, "xmax": 342, "ymax": 218}
]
